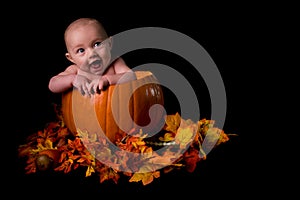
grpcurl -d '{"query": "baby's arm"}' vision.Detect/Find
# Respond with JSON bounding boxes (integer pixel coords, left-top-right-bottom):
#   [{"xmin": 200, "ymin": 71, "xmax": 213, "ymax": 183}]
[
  {"xmin": 49, "ymin": 65, "xmax": 91, "ymax": 95},
  {"xmin": 49, "ymin": 65, "xmax": 78, "ymax": 93}
]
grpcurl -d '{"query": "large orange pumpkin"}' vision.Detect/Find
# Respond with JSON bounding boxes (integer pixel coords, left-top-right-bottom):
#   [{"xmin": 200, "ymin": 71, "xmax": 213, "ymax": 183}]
[{"xmin": 61, "ymin": 71, "xmax": 165, "ymax": 143}]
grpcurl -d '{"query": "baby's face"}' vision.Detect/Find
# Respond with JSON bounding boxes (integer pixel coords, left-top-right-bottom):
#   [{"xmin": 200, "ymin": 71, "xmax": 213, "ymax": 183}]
[{"xmin": 66, "ymin": 23, "xmax": 112, "ymax": 75}]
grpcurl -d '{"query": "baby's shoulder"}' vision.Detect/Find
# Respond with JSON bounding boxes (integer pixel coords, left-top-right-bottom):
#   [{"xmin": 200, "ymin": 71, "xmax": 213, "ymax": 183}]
[{"xmin": 65, "ymin": 64, "xmax": 79, "ymax": 73}]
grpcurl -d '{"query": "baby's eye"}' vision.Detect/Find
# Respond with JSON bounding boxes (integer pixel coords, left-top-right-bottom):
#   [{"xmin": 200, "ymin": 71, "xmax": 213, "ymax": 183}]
[
  {"xmin": 77, "ymin": 48, "xmax": 85, "ymax": 54},
  {"xmin": 94, "ymin": 42, "xmax": 102, "ymax": 48}
]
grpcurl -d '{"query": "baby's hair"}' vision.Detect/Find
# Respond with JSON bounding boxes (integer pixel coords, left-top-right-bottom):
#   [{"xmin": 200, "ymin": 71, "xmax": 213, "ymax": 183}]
[{"xmin": 64, "ymin": 17, "xmax": 108, "ymax": 41}]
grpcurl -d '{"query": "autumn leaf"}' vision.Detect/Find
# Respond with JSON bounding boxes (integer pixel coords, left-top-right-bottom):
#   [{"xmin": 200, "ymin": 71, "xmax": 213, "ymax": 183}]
[
  {"xmin": 149, "ymin": 150, "xmax": 177, "ymax": 166},
  {"xmin": 183, "ymin": 148, "xmax": 201, "ymax": 172},
  {"xmin": 95, "ymin": 146, "xmax": 113, "ymax": 161},
  {"xmin": 44, "ymin": 139, "xmax": 55, "ymax": 149},
  {"xmin": 85, "ymin": 165, "xmax": 95, "ymax": 177},
  {"xmin": 55, "ymin": 159, "xmax": 74, "ymax": 173},
  {"xmin": 72, "ymin": 137, "xmax": 85, "ymax": 152},
  {"xmin": 216, "ymin": 130, "xmax": 230, "ymax": 145},
  {"xmin": 159, "ymin": 132, "xmax": 175, "ymax": 142},
  {"xmin": 24, "ymin": 158, "xmax": 37, "ymax": 174},
  {"xmin": 57, "ymin": 127, "xmax": 69, "ymax": 138},
  {"xmin": 18, "ymin": 145, "xmax": 33, "ymax": 157},
  {"xmin": 163, "ymin": 163, "xmax": 184, "ymax": 174},
  {"xmin": 18, "ymin": 102, "xmax": 234, "ymax": 186},
  {"xmin": 131, "ymin": 140, "xmax": 146, "ymax": 149},
  {"xmin": 175, "ymin": 126, "xmax": 195, "ymax": 149},
  {"xmin": 180, "ymin": 118, "xmax": 195, "ymax": 128},
  {"xmin": 129, "ymin": 164, "xmax": 161, "ymax": 185},
  {"xmin": 37, "ymin": 130, "xmax": 46, "ymax": 138},
  {"xmin": 164, "ymin": 112, "xmax": 181, "ymax": 133},
  {"xmin": 76, "ymin": 128, "xmax": 98, "ymax": 143},
  {"xmin": 30, "ymin": 143, "xmax": 48, "ymax": 154},
  {"xmin": 129, "ymin": 170, "xmax": 160, "ymax": 185},
  {"xmin": 99, "ymin": 166, "xmax": 120, "ymax": 184},
  {"xmin": 201, "ymin": 127, "xmax": 222, "ymax": 151}
]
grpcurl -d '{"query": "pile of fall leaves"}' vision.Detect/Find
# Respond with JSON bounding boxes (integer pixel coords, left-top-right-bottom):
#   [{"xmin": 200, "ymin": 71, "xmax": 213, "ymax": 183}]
[{"xmin": 18, "ymin": 104, "xmax": 232, "ymax": 186}]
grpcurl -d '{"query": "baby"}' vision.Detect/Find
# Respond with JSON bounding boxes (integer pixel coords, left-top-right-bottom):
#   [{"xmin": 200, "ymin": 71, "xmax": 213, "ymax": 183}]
[{"xmin": 48, "ymin": 17, "xmax": 136, "ymax": 96}]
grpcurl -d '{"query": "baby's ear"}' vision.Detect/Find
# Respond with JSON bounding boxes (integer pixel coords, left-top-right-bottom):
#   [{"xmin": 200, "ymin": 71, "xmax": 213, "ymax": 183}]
[
  {"xmin": 107, "ymin": 36, "xmax": 113, "ymax": 49},
  {"xmin": 65, "ymin": 52, "xmax": 74, "ymax": 63}
]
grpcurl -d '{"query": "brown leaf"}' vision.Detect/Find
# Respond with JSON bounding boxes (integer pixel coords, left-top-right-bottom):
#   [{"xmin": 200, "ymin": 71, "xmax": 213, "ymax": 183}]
[{"xmin": 183, "ymin": 149, "xmax": 201, "ymax": 172}]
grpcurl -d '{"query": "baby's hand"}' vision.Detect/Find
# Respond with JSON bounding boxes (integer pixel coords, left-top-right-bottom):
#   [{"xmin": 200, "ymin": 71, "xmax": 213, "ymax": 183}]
[
  {"xmin": 72, "ymin": 75, "xmax": 91, "ymax": 96},
  {"xmin": 88, "ymin": 76, "xmax": 109, "ymax": 94},
  {"xmin": 98, "ymin": 76, "xmax": 109, "ymax": 91}
]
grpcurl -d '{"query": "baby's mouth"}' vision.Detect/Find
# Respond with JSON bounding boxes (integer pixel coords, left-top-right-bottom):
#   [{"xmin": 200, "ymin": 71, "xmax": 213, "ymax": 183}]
[{"xmin": 90, "ymin": 60, "xmax": 102, "ymax": 69}]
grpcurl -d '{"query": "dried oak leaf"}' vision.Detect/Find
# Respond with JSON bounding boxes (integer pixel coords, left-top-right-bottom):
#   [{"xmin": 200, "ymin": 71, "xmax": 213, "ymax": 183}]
[
  {"xmin": 98, "ymin": 166, "xmax": 120, "ymax": 184},
  {"xmin": 129, "ymin": 170, "xmax": 160, "ymax": 186},
  {"xmin": 164, "ymin": 112, "xmax": 181, "ymax": 133}
]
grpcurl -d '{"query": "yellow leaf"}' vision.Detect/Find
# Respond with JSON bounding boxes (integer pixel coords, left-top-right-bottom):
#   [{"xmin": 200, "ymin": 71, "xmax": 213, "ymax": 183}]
[
  {"xmin": 44, "ymin": 139, "xmax": 54, "ymax": 149},
  {"xmin": 76, "ymin": 128, "xmax": 88, "ymax": 139},
  {"xmin": 140, "ymin": 146, "xmax": 147, "ymax": 153},
  {"xmin": 132, "ymin": 140, "xmax": 146, "ymax": 149},
  {"xmin": 175, "ymin": 127, "xmax": 195, "ymax": 149},
  {"xmin": 85, "ymin": 165, "xmax": 95, "ymax": 177},
  {"xmin": 129, "ymin": 173, "xmax": 144, "ymax": 182},
  {"xmin": 159, "ymin": 132, "xmax": 174, "ymax": 142},
  {"xmin": 129, "ymin": 171, "xmax": 160, "ymax": 186}
]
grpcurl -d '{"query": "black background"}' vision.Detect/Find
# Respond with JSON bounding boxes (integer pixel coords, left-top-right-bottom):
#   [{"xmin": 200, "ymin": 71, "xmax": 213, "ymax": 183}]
[{"xmin": 6, "ymin": 6, "xmax": 270, "ymax": 198}]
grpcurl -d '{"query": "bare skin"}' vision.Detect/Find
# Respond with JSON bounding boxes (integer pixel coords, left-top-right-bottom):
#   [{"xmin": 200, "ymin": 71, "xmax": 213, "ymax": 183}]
[{"xmin": 48, "ymin": 18, "xmax": 136, "ymax": 96}]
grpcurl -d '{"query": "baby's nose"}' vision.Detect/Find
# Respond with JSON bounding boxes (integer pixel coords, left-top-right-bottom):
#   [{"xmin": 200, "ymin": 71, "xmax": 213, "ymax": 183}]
[{"xmin": 88, "ymin": 49, "xmax": 98, "ymax": 59}]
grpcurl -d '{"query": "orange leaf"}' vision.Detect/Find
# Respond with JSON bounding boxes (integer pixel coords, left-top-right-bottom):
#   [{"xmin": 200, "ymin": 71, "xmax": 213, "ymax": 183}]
[
  {"xmin": 164, "ymin": 112, "xmax": 181, "ymax": 133},
  {"xmin": 57, "ymin": 127, "xmax": 69, "ymax": 138},
  {"xmin": 129, "ymin": 171, "xmax": 160, "ymax": 186},
  {"xmin": 99, "ymin": 167, "xmax": 120, "ymax": 184}
]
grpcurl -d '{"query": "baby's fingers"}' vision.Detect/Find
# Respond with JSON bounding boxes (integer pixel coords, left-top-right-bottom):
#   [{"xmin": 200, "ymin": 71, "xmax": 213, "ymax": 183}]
[
  {"xmin": 80, "ymin": 83, "xmax": 90, "ymax": 97},
  {"xmin": 87, "ymin": 83, "xmax": 98, "ymax": 95},
  {"xmin": 98, "ymin": 81, "xmax": 105, "ymax": 91},
  {"xmin": 93, "ymin": 84, "xmax": 100, "ymax": 94}
]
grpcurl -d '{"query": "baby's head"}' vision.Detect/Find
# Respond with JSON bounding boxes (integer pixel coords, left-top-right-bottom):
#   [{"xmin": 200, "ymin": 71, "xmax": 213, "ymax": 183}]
[
  {"xmin": 64, "ymin": 18, "xmax": 112, "ymax": 75},
  {"xmin": 64, "ymin": 18, "xmax": 108, "ymax": 46}
]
